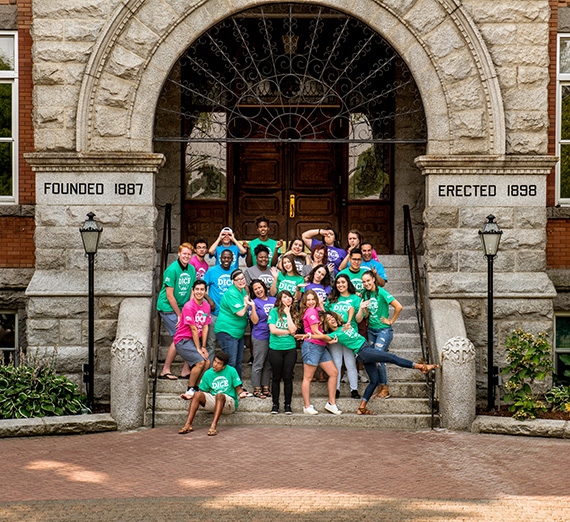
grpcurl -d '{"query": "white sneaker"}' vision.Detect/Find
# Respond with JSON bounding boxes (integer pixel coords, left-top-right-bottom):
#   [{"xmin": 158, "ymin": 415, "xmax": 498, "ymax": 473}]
[
  {"xmin": 340, "ymin": 373, "xmax": 348, "ymax": 383},
  {"xmin": 325, "ymin": 402, "xmax": 342, "ymax": 415},
  {"xmin": 180, "ymin": 388, "xmax": 195, "ymax": 400},
  {"xmin": 358, "ymin": 370, "xmax": 370, "ymax": 383},
  {"xmin": 303, "ymin": 405, "xmax": 319, "ymax": 415}
]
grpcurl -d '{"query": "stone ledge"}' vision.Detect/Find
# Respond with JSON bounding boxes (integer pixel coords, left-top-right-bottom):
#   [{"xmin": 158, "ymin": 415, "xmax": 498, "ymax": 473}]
[
  {"xmin": 0, "ymin": 414, "xmax": 117, "ymax": 438},
  {"xmin": 471, "ymin": 415, "xmax": 570, "ymax": 438}
]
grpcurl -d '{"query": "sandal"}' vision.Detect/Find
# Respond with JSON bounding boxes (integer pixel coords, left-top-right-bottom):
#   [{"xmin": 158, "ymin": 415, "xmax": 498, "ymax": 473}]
[
  {"xmin": 262, "ymin": 387, "xmax": 271, "ymax": 398},
  {"xmin": 418, "ymin": 363, "xmax": 440, "ymax": 374},
  {"xmin": 319, "ymin": 372, "xmax": 328, "ymax": 382},
  {"xmin": 178, "ymin": 426, "xmax": 194, "ymax": 434},
  {"xmin": 357, "ymin": 406, "xmax": 377, "ymax": 415},
  {"xmin": 253, "ymin": 387, "xmax": 267, "ymax": 399},
  {"xmin": 159, "ymin": 372, "xmax": 178, "ymax": 380},
  {"xmin": 207, "ymin": 427, "xmax": 217, "ymax": 436}
]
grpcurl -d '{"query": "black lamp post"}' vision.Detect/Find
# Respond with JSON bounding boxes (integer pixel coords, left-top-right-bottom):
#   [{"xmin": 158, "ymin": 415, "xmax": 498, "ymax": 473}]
[
  {"xmin": 478, "ymin": 214, "xmax": 502, "ymax": 411},
  {"xmin": 79, "ymin": 212, "xmax": 103, "ymax": 412}
]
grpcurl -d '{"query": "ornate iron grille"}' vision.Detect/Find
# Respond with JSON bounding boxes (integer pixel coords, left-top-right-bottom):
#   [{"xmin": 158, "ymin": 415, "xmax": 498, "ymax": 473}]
[{"xmin": 154, "ymin": 3, "xmax": 427, "ymax": 145}]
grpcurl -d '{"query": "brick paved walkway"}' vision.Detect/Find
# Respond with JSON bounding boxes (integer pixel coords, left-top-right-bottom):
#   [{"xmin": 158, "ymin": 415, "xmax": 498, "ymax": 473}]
[{"xmin": 0, "ymin": 426, "xmax": 569, "ymax": 521}]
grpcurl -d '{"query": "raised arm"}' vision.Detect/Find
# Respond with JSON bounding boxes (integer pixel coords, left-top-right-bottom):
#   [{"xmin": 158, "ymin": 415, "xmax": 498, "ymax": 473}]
[{"xmin": 301, "ymin": 228, "xmax": 320, "ymax": 250}]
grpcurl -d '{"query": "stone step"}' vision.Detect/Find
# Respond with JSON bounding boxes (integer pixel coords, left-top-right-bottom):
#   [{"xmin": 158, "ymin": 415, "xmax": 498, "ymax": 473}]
[
  {"xmin": 145, "ymin": 410, "xmax": 438, "ymax": 430},
  {"xmin": 150, "ymin": 394, "xmax": 433, "ymax": 414},
  {"xmin": 153, "ymin": 379, "xmax": 431, "ymax": 398}
]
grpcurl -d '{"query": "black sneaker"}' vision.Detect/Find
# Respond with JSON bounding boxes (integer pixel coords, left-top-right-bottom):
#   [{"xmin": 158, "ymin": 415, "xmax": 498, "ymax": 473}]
[
  {"xmin": 351, "ymin": 389, "xmax": 361, "ymax": 399},
  {"xmin": 270, "ymin": 405, "xmax": 279, "ymax": 414},
  {"xmin": 284, "ymin": 405, "xmax": 293, "ymax": 415},
  {"xmin": 335, "ymin": 389, "xmax": 340, "ymax": 399}
]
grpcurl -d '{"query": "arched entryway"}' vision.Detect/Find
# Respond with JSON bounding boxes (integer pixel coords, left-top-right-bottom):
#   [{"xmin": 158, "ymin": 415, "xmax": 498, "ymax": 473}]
[{"xmin": 154, "ymin": 3, "xmax": 427, "ymax": 252}]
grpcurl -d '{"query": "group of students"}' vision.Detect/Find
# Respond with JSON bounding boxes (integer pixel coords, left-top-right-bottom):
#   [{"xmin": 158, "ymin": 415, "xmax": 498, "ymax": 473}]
[{"xmin": 156, "ymin": 217, "xmax": 438, "ymax": 433}]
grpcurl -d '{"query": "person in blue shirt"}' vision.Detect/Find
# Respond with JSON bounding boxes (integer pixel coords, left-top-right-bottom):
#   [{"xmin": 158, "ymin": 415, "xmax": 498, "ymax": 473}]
[
  {"xmin": 339, "ymin": 241, "xmax": 387, "ymax": 286},
  {"xmin": 208, "ymin": 227, "xmax": 247, "ymax": 271},
  {"xmin": 203, "ymin": 249, "xmax": 234, "ymax": 360}
]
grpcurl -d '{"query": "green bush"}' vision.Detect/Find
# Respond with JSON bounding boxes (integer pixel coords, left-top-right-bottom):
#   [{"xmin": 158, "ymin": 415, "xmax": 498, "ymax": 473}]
[
  {"xmin": 545, "ymin": 385, "xmax": 570, "ymax": 413},
  {"xmin": 501, "ymin": 329, "xmax": 553, "ymax": 421},
  {"xmin": 0, "ymin": 350, "xmax": 86, "ymax": 419}
]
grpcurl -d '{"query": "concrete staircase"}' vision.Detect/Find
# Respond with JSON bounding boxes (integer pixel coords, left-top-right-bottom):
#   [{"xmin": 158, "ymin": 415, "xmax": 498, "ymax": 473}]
[{"xmin": 144, "ymin": 255, "xmax": 438, "ymax": 429}]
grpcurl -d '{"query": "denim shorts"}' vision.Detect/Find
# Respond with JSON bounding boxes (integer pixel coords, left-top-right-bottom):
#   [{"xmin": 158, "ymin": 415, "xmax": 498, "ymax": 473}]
[
  {"xmin": 175, "ymin": 338, "xmax": 207, "ymax": 367},
  {"xmin": 301, "ymin": 340, "xmax": 332, "ymax": 366},
  {"xmin": 159, "ymin": 311, "xmax": 178, "ymax": 337}
]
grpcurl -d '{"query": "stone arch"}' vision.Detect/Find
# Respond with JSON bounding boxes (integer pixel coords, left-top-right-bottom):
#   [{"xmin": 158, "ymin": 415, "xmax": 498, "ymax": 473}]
[{"xmin": 76, "ymin": 0, "xmax": 505, "ymax": 156}]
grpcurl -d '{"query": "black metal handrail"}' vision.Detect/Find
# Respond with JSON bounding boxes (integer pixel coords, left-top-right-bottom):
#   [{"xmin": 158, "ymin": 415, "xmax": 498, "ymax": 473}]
[
  {"xmin": 151, "ymin": 203, "xmax": 172, "ymax": 428},
  {"xmin": 403, "ymin": 204, "xmax": 436, "ymax": 429}
]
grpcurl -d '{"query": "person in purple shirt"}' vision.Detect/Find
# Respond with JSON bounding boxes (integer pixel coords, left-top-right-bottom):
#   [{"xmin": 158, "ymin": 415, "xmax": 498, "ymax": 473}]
[
  {"xmin": 305, "ymin": 264, "xmax": 332, "ymax": 304},
  {"xmin": 249, "ymin": 279, "xmax": 276, "ymax": 399},
  {"xmin": 302, "ymin": 228, "xmax": 347, "ymax": 274}
]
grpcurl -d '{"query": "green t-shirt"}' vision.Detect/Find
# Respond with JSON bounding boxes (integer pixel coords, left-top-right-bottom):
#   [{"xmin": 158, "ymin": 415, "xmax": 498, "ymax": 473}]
[
  {"xmin": 249, "ymin": 238, "xmax": 280, "ymax": 266},
  {"xmin": 156, "ymin": 260, "xmax": 196, "ymax": 312},
  {"xmin": 277, "ymin": 273, "xmax": 304, "ymax": 295},
  {"xmin": 199, "ymin": 364, "xmax": 242, "ymax": 410},
  {"xmin": 267, "ymin": 307, "xmax": 296, "ymax": 350},
  {"xmin": 338, "ymin": 267, "xmax": 367, "ymax": 294},
  {"xmin": 325, "ymin": 293, "xmax": 361, "ymax": 328},
  {"xmin": 330, "ymin": 325, "xmax": 366, "ymax": 354},
  {"xmin": 366, "ymin": 287, "xmax": 395, "ymax": 330},
  {"xmin": 214, "ymin": 284, "xmax": 249, "ymax": 339}
]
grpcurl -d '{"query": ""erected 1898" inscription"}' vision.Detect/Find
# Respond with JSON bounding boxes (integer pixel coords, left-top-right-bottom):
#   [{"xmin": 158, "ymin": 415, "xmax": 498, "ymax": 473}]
[{"xmin": 428, "ymin": 175, "xmax": 545, "ymax": 206}]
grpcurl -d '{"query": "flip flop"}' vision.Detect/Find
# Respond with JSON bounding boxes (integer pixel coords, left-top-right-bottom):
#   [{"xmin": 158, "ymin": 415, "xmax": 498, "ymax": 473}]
[
  {"xmin": 207, "ymin": 428, "xmax": 217, "ymax": 436},
  {"xmin": 179, "ymin": 374, "xmax": 191, "ymax": 380},
  {"xmin": 178, "ymin": 426, "xmax": 194, "ymax": 434},
  {"xmin": 159, "ymin": 373, "xmax": 178, "ymax": 380}
]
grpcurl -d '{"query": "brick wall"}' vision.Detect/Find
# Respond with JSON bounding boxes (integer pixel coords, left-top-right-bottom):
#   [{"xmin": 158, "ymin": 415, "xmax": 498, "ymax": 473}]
[
  {"xmin": 0, "ymin": 0, "xmax": 35, "ymax": 269},
  {"xmin": 547, "ymin": 2, "xmax": 570, "ymax": 269}
]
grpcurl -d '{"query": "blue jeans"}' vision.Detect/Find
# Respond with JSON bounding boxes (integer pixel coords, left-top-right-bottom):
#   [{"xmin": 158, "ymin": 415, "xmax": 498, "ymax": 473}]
[
  {"xmin": 215, "ymin": 331, "xmax": 245, "ymax": 379},
  {"xmin": 356, "ymin": 341, "xmax": 415, "ymax": 402},
  {"xmin": 367, "ymin": 326, "xmax": 394, "ymax": 386}
]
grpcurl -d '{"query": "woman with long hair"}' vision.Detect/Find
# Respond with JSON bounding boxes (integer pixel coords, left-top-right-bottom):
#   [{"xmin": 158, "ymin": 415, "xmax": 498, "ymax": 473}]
[
  {"xmin": 296, "ymin": 311, "xmax": 438, "ymax": 415},
  {"xmin": 305, "ymin": 264, "xmax": 332, "ymax": 304},
  {"xmin": 270, "ymin": 253, "xmax": 305, "ymax": 299},
  {"xmin": 278, "ymin": 237, "xmax": 310, "ymax": 274},
  {"xmin": 303, "ymin": 243, "xmax": 334, "ymax": 277},
  {"xmin": 267, "ymin": 290, "xmax": 298, "ymax": 414},
  {"xmin": 325, "ymin": 273, "xmax": 364, "ymax": 398},
  {"xmin": 249, "ymin": 279, "xmax": 276, "ymax": 399},
  {"xmin": 361, "ymin": 270, "xmax": 402, "ymax": 399},
  {"xmin": 296, "ymin": 290, "xmax": 341, "ymax": 415}
]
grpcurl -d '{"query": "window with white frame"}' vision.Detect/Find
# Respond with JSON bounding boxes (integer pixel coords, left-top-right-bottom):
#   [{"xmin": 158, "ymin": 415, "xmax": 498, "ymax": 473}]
[
  {"xmin": 0, "ymin": 311, "xmax": 17, "ymax": 356},
  {"xmin": 555, "ymin": 313, "xmax": 570, "ymax": 384},
  {"xmin": 0, "ymin": 31, "xmax": 17, "ymax": 201}
]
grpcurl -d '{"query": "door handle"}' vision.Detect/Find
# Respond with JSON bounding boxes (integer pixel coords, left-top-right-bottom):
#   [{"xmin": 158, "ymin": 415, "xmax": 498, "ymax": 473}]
[{"xmin": 289, "ymin": 194, "xmax": 296, "ymax": 218}]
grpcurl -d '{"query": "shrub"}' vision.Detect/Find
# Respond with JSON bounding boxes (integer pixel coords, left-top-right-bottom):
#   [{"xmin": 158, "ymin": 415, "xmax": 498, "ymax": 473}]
[
  {"xmin": 0, "ymin": 349, "xmax": 85, "ymax": 419},
  {"xmin": 501, "ymin": 329, "xmax": 553, "ymax": 421},
  {"xmin": 545, "ymin": 385, "xmax": 570, "ymax": 413}
]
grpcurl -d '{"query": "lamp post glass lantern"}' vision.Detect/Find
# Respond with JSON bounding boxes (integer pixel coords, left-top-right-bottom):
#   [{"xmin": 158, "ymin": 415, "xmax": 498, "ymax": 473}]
[
  {"xmin": 479, "ymin": 214, "xmax": 502, "ymax": 412},
  {"xmin": 79, "ymin": 212, "xmax": 103, "ymax": 412}
]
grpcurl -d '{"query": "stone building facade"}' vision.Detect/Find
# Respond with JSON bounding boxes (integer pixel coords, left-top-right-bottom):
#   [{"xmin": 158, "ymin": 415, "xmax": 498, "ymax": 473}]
[{"xmin": 1, "ymin": 0, "xmax": 569, "ymax": 416}]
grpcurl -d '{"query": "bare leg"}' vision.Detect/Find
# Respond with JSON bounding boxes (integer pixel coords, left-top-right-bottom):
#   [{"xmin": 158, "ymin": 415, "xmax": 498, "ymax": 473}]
[
  {"xmin": 161, "ymin": 343, "xmax": 191, "ymax": 377},
  {"xmin": 302, "ymin": 364, "xmax": 317, "ymax": 408},
  {"xmin": 179, "ymin": 391, "xmax": 206, "ymax": 432},
  {"xmin": 188, "ymin": 360, "xmax": 207, "ymax": 388},
  {"xmin": 319, "ymin": 360, "xmax": 339, "ymax": 405},
  {"xmin": 210, "ymin": 394, "xmax": 227, "ymax": 434}
]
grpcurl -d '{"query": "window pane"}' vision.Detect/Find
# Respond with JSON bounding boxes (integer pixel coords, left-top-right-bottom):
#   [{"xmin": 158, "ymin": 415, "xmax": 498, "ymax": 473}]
[
  {"xmin": 557, "ymin": 316, "xmax": 570, "ymax": 350},
  {"xmin": 185, "ymin": 112, "xmax": 227, "ymax": 200},
  {"xmin": 0, "ymin": 82, "xmax": 11, "ymax": 138},
  {"xmin": 0, "ymin": 312, "xmax": 16, "ymax": 350},
  {"xmin": 0, "ymin": 36, "xmax": 15, "ymax": 71},
  {"xmin": 560, "ymin": 144, "xmax": 570, "ymax": 199},
  {"xmin": 0, "ymin": 142, "xmax": 12, "ymax": 196},
  {"xmin": 562, "ymin": 86, "xmax": 570, "ymax": 140}
]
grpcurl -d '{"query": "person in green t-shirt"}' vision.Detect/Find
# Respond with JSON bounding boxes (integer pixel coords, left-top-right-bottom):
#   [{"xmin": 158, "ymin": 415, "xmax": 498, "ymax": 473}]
[
  {"xmin": 295, "ymin": 311, "xmax": 438, "ymax": 416},
  {"xmin": 338, "ymin": 248, "xmax": 367, "ymax": 295},
  {"xmin": 178, "ymin": 351, "xmax": 246, "ymax": 436},
  {"xmin": 214, "ymin": 269, "xmax": 254, "ymax": 382},
  {"xmin": 245, "ymin": 216, "xmax": 283, "ymax": 267},
  {"xmin": 267, "ymin": 290, "xmax": 298, "ymax": 414},
  {"xmin": 157, "ymin": 242, "xmax": 197, "ymax": 381},
  {"xmin": 361, "ymin": 269, "xmax": 403, "ymax": 400},
  {"xmin": 269, "ymin": 254, "xmax": 305, "ymax": 300},
  {"xmin": 324, "ymin": 273, "xmax": 365, "ymax": 398}
]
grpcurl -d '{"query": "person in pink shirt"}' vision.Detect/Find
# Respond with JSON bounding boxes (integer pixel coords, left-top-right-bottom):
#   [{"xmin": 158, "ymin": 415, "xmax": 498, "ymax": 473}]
[
  {"xmin": 174, "ymin": 279, "xmax": 212, "ymax": 399},
  {"xmin": 297, "ymin": 290, "xmax": 341, "ymax": 415},
  {"xmin": 189, "ymin": 238, "xmax": 210, "ymax": 279}
]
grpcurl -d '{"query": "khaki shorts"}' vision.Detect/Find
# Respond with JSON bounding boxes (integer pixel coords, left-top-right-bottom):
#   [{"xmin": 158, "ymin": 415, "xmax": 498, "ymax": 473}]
[{"xmin": 202, "ymin": 392, "xmax": 235, "ymax": 415}]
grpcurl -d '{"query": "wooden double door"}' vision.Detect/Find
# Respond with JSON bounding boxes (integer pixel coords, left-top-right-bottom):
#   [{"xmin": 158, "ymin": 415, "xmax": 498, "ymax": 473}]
[{"xmin": 233, "ymin": 140, "xmax": 342, "ymax": 242}]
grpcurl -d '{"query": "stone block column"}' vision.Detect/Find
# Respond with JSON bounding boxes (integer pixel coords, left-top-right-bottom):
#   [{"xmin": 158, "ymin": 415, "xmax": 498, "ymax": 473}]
[
  {"xmin": 24, "ymin": 153, "xmax": 164, "ymax": 403},
  {"xmin": 416, "ymin": 155, "xmax": 557, "ymax": 403}
]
